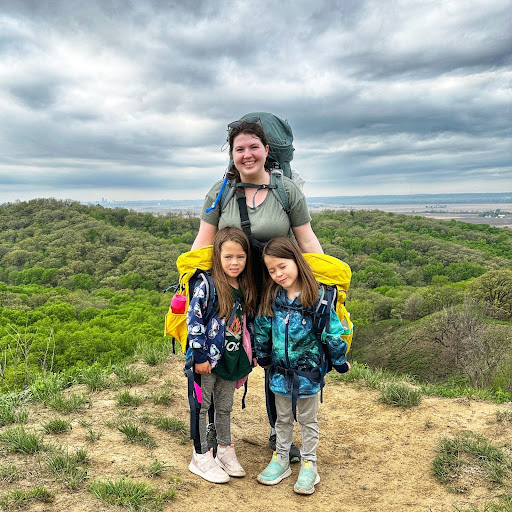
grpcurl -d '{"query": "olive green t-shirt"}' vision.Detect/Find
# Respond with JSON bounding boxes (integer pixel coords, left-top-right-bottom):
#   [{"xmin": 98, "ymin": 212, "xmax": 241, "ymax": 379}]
[
  {"xmin": 213, "ymin": 288, "xmax": 252, "ymax": 381},
  {"xmin": 200, "ymin": 176, "xmax": 311, "ymax": 242}
]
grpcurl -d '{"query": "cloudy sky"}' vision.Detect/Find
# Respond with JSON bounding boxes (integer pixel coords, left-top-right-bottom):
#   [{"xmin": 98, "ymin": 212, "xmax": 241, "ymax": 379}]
[{"xmin": 0, "ymin": 0, "xmax": 511, "ymax": 204}]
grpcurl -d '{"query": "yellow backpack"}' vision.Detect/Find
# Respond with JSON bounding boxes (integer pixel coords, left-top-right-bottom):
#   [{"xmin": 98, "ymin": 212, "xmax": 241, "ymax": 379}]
[
  {"xmin": 303, "ymin": 253, "xmax": 354, "ymax": 352},
  {"xmin": 164, "ymin": 246, "xmax": 213, "ymax": 353}
]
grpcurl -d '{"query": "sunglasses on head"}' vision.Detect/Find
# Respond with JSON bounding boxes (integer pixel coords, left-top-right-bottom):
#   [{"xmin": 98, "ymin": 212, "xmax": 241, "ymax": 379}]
[{"xmin": 227, "ymin": 116, "xmax": 262, "ymax": 131}]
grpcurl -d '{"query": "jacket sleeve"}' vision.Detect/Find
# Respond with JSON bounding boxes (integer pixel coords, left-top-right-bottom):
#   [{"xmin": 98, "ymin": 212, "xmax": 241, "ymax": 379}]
[
  {"xmin": 254, "ymin": 314, "xmax": 272, "ymax": 366},
  {"xmin": 186, "ymin": 280, "xmax": 209, "ymax": 364},
  {"xmin": 322, "ymin": 307, "xmax": 348, "ymax": 368}
]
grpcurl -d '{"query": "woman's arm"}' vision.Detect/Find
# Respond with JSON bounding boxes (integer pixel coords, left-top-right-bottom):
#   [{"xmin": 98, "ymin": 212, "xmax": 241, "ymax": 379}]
[
  {"xmin": 292, "ymin": 222, "xmax": 324, "ymax": 254},
  {"xmin": 191, "ymin": 220, "xmax": 218, "ymax": 250}
]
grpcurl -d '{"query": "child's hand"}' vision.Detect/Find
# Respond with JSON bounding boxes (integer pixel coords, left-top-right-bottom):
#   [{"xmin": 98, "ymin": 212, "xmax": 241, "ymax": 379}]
[
  {"xmin": 252, "ymin": 358, "xmax": 258, "ymax": 368},
  {"xmin": 195, "ymin": 361, "xmax": 211, "ymax": 374},
  {"xmin": 333, "ymin": 362, "xmax": 350, "ymax": 374}
]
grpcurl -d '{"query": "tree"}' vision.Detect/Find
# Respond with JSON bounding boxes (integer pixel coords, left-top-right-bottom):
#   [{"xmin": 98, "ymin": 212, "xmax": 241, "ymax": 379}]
[{"xmin": 470, "ymin": 269, "xmax": 512, "ymax": 320}]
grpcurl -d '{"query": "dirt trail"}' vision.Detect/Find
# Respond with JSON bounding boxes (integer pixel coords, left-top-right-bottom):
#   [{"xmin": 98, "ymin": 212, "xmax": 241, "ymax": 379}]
[{"xmin": 4, "ymin": 356, "xmax": 512, "ymax": 512}]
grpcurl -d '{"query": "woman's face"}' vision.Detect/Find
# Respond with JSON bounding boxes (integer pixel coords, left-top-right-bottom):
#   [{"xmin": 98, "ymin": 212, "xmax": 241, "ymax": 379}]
[{"xmin": 232, "ymin": 133, "xmax": 269, "ymax": 181}]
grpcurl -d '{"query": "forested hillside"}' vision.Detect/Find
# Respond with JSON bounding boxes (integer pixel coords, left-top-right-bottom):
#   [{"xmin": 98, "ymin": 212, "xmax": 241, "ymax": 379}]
[{"xmin": 0, "ymin": 198, "xmax": 511, "ymax": 395}]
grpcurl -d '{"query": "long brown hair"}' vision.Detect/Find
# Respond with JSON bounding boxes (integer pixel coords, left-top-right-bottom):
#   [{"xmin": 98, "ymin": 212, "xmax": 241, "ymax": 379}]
[
  {"xmin": 259, "ymin": 237, "xmax": 319, "ymax": 317},
  {"xmin": 211, "ymin": 227, "xmax": 256, "ymax": 319},
  {"xmin": 227, "ymin": 120, "xmax": 269, "ymax": 182}
]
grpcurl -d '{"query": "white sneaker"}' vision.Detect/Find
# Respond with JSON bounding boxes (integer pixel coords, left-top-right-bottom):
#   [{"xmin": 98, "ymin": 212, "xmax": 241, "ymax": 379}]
[
  {"xmin": 215, "ymin": 444, "xmax": 246, "ymax": 477},
  {"xmin": 188, "ymin": 448, "xmax": 230, "ymax": 483}
]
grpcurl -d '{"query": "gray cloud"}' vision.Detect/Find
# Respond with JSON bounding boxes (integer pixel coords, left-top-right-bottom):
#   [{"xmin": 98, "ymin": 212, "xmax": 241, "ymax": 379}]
[{"xmin": 0, "ymin": 0, "xmax": 511, "ymax": 203}]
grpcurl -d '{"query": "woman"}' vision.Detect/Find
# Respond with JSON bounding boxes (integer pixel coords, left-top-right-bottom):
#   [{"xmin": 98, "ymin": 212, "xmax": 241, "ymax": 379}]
[
  {"xmin": 191, "ymin": 117, "xmax": 323, "ymax": 461},
  {"xmin": 192, "ymin": 119, "xmax": 322, "ymax": 254}
]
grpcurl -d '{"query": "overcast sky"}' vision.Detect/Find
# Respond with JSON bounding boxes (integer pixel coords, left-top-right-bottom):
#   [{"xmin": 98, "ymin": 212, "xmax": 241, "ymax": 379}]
[{"xmin": 0, "ymin": 0, "xmax": 511, "ymax": 204}]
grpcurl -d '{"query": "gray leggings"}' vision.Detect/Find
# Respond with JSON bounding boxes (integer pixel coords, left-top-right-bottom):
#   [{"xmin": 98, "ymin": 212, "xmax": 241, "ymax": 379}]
[
  {"xmin": 199, "ymin": 373, "xmax": 237, "ymax": 454},
  {"xmin": 275, "ymin": 393, "xmax": 319, "ymax": 462}
]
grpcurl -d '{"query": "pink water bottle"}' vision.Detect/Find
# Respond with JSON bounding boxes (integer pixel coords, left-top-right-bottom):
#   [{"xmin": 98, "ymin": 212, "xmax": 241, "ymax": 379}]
[{"xmin": 171, "ymin": 293, "xmax": 186, "ymax": 314}]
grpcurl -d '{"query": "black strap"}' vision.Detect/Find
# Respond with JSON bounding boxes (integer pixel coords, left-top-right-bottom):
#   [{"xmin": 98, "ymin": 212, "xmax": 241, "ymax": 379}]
[
  {"xmin": 264, "ymin": 367, "xmax": 276, "ymax": 428},
  {"xmin": 274, "ymin": 365, "xmax": 323, "ymax": 421},
  {"xmin": 183, "ymin": 355, "xmax": 198, "ymax": 440}
]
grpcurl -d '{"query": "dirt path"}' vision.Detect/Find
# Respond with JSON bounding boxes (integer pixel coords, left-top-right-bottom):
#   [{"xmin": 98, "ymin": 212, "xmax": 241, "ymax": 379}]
[{"xmin": 4, "ymin": 356, "xmax": 512, "ymax": 512}]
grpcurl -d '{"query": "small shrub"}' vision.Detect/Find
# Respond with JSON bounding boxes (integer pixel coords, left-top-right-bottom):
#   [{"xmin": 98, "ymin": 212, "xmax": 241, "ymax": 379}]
[
  {"xmin": 42, "ymin": 418, "xmax": 72, "ymax": 434},
  {"xmin": 29, "ymin": 373, "xmax": 68, "ymax": 402},
  {"xmin": 0, "ymin": 426, "xmax": 46, "ymax": 453},
  {"xmin": 379, "ymin": 381, "xmax": 423, "ymax": 408},
  {"xmin": 118, "ymin": 422, "xmax": 156, "ymax": 449},
  {"xmin": 0, "ymin": 401, "xmax": 28, "ymax": 427},
  {"xmin": 116, "ymin": 390, "xmax": 143, "ymax": 407}
]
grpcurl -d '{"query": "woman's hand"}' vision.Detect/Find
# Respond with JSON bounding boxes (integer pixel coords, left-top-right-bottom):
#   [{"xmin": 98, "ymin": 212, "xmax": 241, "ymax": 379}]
[{"xmin": 195, "ymin": 361, "xmax": 211, "ymax": 374}]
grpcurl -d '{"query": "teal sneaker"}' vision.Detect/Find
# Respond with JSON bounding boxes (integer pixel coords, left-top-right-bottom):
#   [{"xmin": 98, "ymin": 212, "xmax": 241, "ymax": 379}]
[
  {"xmin": 257, "ymin": 452, "xmax": 292, "ymax": 486},
  {"xmin": 294, "ymin": 459, "xmax": 320, "ymax": 495}
]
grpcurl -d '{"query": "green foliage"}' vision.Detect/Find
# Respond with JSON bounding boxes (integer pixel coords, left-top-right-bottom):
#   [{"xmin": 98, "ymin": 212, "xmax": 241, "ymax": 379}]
[
  {"xmin": 45, "ymin": 447, "xmax": 89, "ymax": 489},
  {"xmin": 379, "ymin": 381, "xmax": 423, "ymax": 408},
  {"xmin": 0, "ymin": 426, "xmax": 46, "ymax": 453},
  {"xmin": 433, "ymin": 431, "xmax": 512, "ymax": 490},
  {"xmin": 117, "ymin": 422, "xmax": 156, "ymax": 449},
  {"xmin": 41, "ymin": 417, "xmax": 72, "ymax": 434},
  {"xmin": 88, "ymin": 478, "xmax": 176, "ymax": 511},
  {"xmin": 116, "ymin": 390, "xmax": 143, "ymax": 407},
  {"xmin": 0, "ymin": 486, "xmax": 54, "ymax": 509}
]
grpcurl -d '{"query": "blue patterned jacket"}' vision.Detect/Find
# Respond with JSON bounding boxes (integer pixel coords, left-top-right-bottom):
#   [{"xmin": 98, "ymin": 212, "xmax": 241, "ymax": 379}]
[{"xmin": 255, "ymin": 288, "xmax": 349, "ymax": 397}]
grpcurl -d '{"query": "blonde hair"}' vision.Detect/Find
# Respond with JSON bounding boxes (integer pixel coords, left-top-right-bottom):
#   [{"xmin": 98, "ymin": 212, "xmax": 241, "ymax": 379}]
[
  {"xmin": 211, "ymin": 227, "xmax": 256, "ymax": 319},
  {"xmin": 259, "ymin": 237, "xmax": 319, "ymax": 317}
]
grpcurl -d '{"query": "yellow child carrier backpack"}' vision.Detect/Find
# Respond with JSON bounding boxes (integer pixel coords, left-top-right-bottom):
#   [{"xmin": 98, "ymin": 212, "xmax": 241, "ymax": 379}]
[
  {"xmin": 303, "ymin": 252, "xmax": 354, "ymax": 353},
  {"xmin": 164, "ymin": 246, "xmax": 214, "ymax": 353}
]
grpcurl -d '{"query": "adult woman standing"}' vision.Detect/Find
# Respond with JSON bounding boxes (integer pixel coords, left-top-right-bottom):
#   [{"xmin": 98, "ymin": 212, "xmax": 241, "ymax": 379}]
[
  {"xmin": 192, "ymin": 119, "xmax": 322, "ymax": 254},
  {"xmin": 191, "ymin": 117, "xmax": 323, "ymax": 461}
]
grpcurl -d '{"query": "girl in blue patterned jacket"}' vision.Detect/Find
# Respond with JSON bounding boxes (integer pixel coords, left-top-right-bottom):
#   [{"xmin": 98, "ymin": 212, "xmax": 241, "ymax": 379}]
[
  {"xmin": 255, "ymin": 237, "xmax": 351, "ymax": 495},
  {"xmin": 187, "ymin": 227, "xmax": 257, "ymax": 484}
]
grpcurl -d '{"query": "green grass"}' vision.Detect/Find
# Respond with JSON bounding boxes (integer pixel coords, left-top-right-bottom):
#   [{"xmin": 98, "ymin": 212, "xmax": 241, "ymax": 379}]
[
  {"xmin": 45, "ymin": 447, "xmax": 89, "ymax": 489},
  {"xmin": 42, "ymin": 417, "xmax": 72, "ymax": 434},
  {"xmin": 452, "ymin": 494, "xmax": 512, "ymax": 511},
  {"xmin": 144, "ymin": 459, "xmax": 170, "ymax": 478},
  {"xmin": 0, "ymin": 426, "xmax": 46, "ymax": 454},
  {"xmin": 379, "ymin": 381, "xmax": 423, "ymax": 408},
  {"xmin": 433, "ymin": 431, "xmax": 512, "ymax": 491},
  {"xmin": 151, "ymin": 391, "xmax": 173, "ymax": 406},
  {"xmin": 0, "ymin": 461, "xmax": 21, "ymax": 483},
  {"xmin": 0, "ymin": 486, "xmax": 54, "ymax": 510},
  {"xmin": 113, "ymin": 364, "xmax": 149, "ymax": 386},
  {"xmin": 135, "ymin": 340, "xmax": 173, "ymax": 366},
  {"xmin": 85, "ymin": 428, "xmax": 102, "ymax": 443},
  {"xmin": 331, "ymin": 361, "xmax": 511, "ymax": 404},
  {"xmin": 47, "ymin": 392, "xmax": 89, "ymax": 413},
  {"xmin": 0, "ymin": 401, "xmax": 28, "ymax": 427},
  {"xmin": 118, "ymin": 422, "xmax": 156, "ymax": 449},
  {"xmin": 77, "ymin": 365, "xmax": 112, "ymax": 391},
  {"xmin": 29, "ymin": 373, "xmax": 68, "ymax": 402},
  {"xmin": 88, "ymin": 478, "xmax": 176, "ymax": 511},
  {"xmin": 496, "ymin": 410, "xmax": 512, "ymax": 424},
  {"xmin": 116, "ymin": 390, "xmax": 143, "ymax": 407}
]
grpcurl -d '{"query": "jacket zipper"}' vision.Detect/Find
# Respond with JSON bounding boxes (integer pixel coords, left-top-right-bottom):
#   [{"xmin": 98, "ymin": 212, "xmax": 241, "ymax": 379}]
[{"xmin": 284, "ymin": 310, "xmax": 291, "ymax": 368}]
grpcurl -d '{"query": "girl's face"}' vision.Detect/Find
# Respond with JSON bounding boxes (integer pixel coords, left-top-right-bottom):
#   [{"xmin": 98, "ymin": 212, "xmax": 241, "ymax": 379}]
[
  {"xmin": 220, "ymin": 240, "xmax": 247, "ymax": 286},
  {"xmin": 232, "ymin": 133, "xmax": 269, "ymax": 181},
  {"xmin": 264, "ymin": 255, "xmax": 300, "ymax": 297}
]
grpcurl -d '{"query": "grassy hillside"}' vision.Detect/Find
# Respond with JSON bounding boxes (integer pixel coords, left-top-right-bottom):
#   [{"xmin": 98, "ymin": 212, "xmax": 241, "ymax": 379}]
[{"xmin": 0, "ymin": 199, "xmax": 511, "ymax": 395}]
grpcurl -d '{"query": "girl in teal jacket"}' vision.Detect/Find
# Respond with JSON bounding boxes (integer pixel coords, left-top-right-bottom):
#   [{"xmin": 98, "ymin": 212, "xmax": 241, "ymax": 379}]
[{"xmin": 255, "ymin": 237, "xmax": 351, "ymax": 495}]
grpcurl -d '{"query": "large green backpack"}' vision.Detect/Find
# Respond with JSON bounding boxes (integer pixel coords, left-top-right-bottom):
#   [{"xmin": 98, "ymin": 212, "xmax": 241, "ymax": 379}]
[{"xmin": 241, "ymin": 112, "xmax": 295, "ymax": 178}]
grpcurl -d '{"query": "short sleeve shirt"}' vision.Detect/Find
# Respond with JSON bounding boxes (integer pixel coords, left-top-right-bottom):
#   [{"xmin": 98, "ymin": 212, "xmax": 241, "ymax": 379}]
[{"xmin": 200, "ymin": 176, "xmax": 311, "ymax": 243}]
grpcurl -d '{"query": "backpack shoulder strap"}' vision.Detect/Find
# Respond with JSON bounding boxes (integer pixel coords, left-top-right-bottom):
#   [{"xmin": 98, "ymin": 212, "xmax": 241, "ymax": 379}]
[
  {"xmin": 270, "ymin": 170, "xmax": 290, "ymax": 215},
  {"xmin": 220, "ymin": 179, "xmax": 237, "ymax": 212},
  {"xmin": 312, "ymin": 284, "xmax": 337, "ymax": 340},
  {"xmin": 189, "ymin": 270, "xmax": 217, "ymax": 325}
]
